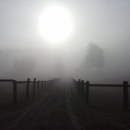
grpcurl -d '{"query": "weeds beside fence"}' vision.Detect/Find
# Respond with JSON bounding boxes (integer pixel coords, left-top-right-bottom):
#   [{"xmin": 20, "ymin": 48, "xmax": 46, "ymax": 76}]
[{"xmin": 73, "ymin": 78, "xmax": 129, "ymax": 109}]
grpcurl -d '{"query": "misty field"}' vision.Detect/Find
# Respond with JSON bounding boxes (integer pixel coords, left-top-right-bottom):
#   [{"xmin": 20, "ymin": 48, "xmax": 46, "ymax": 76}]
[
  {"xmin": 0, "ymin": 80, "xmax": 130, "ymax": 130},
  {"xmin": 0, "ymin": 82, "xmax": 45, "ymax": 115},
  {"xmin": 89, "ymin": 87, "xmax": 130, "ymax": 109},
  {"xmin": 70, "ymin": 85, "xmax": 130, "ymax": 130},
  {"xmin": 0, "ymin": 82, "xmax": 33, "ymax": 102},
  {"xmin": 1, "ymin": 82, "xmax": 130, "ymax": 110}
]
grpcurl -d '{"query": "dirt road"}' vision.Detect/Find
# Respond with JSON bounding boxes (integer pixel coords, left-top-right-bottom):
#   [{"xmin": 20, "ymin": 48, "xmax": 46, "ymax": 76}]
[
  {"xmin": 1, "ymin": 79, "xmax": 80, "ymax": 130},
  {"xmin": 1, "ymin": 79, "xmax": 130, "ymax": 130}
]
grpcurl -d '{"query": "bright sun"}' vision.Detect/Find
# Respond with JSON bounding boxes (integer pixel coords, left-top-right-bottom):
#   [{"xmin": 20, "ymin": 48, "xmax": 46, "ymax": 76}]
[{"xmin": 38, "ymin": 5, "xmax": 74, "ymax": 43}]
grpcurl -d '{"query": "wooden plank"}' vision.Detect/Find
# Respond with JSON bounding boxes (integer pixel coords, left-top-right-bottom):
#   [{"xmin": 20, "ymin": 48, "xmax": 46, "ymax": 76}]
[
  {"xmin": 26, "ymin": 78, "xmax": 30, "ymax": 99},
  {"xmin": 44, "ymin": 81, "xmax": 46, "ymax": 92},
  {"xmin": 46, "ymin": 81, "xmax": 48, "ymax": 91},
  {"xmin": 38, "ymin": 81, "xmax": 40, "ymax": 94},
  {"xmin": 89, "ymin": 84, "xmax": 123, "ymax": 87},
  {"xmin": 0, "ymin": 79, "xmax": 14, "ymax": 82},
  {"xmin": 82, "ymin": 80, "xmax": 84, "ymax": 101},
  {"xmin": 79, "ymin": 79, "xmax": 81, "ymax": 97},
  {"xmin": 33, "ymin": 78, "xmax": 36, "ymax": 96},
  {"xmin": 17, "ymin": 81, "xmax": 27, "ymax": 83},
  {"xmin": 13, "ymin": 80, "xmax": 17, "ymax": 103},
  {"xmin": 42, "ymin": 81, "xmax": 43, "ymax": 92},
  {"xmin": 123, "ymin": 81, "xmax": 128, "ymax": 109},
  {"xmin": 30, "ymin": 81, "xmax": 34, "ymax": 83},
  {"xmin": 86, "ymin": 81, "xmax": 89, "ymax": 104}
]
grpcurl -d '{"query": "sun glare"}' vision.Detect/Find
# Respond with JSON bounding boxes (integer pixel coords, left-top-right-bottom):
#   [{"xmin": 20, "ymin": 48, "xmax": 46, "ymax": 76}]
[{"xmin": 38, "ymin": 5, "xmax": 74, "ymax": 43}]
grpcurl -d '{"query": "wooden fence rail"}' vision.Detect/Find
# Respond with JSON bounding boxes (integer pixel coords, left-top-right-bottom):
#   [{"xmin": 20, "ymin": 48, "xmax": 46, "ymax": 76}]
[
  {"xmin": 0, "ymin": 78, "xmax": 56, "ymax": 103},
  {"xmin": 73, "ymin": 79, "xmax": 129, "ymax": 109}
]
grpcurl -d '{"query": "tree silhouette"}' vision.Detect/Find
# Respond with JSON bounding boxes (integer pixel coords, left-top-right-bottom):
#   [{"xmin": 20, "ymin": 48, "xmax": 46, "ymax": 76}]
[{"xmin": 86, "ymin": 43, "xmax": 104, "ymax": 68}]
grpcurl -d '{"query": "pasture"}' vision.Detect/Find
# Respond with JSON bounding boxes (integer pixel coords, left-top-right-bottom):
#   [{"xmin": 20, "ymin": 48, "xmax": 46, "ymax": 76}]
[
  {"xmin": 0, "ymin": 81, "xmax": 45, "ymax": 115},
  {"xmin": 0, "ymin": 79, "xmax": 130, "ymax": 130},
  {"xmin": 89, "ymin": 87, "xmax": 130, "ymax": 109}
]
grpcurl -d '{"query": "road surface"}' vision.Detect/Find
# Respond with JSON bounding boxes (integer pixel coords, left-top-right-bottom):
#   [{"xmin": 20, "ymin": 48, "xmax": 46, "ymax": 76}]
[
  {"xmin": 1, "ymin": 79, "xmax": 130, "ymax": 130},
  {"xmin": 1, "ymin": 79, "xmax": 80, "ymax": 130}
]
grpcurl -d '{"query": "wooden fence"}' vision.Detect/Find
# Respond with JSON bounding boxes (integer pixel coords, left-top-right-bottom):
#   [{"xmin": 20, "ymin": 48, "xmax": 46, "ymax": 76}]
[
  {"xmin": 73, "ymin": 79, "xmax": 129, "ymax": 109},
  {"xmin": 0, "ymin": 78, "xmax": 56, "ymax": 103}
]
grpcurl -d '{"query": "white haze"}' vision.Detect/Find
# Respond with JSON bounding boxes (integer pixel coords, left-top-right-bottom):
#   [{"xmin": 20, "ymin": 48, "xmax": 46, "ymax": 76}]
[{"xmin": 0, "ymin": 0, "xmax": 130, "ymax": 82}]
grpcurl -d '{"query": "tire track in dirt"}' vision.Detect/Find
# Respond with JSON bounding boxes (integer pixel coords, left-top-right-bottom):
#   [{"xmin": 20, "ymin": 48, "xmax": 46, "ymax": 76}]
[
  {"xmin": 2, "ymin": 89, "xmax": 58, "ymax": 130},
  {"xmin": 65, "ymin": 82, "xmax": 81, "ymax": 130},
  {"xmin": 11, "ymin": 81, "xmax": 76, "ymax": 130}
]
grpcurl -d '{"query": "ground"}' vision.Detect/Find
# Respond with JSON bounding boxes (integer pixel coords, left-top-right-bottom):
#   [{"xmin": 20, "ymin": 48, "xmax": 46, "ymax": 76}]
[{"xmin": 0, "ymin": 79, "xmax": 130, "ymax": 130}]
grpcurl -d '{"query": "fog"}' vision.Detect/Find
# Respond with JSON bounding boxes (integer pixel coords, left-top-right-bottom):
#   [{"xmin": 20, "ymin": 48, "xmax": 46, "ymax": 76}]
[{"xmin": 0, "ymin": 0, "xmax": 130, "ymax": 82}]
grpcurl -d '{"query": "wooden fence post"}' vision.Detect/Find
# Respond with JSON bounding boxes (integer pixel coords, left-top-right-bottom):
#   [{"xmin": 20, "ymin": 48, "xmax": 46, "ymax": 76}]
[
  {"xmin": 48, "ymin": 81, "xmax": 50, "ymax": 92},
  {"xmin": 50, "ymin": 80, "xmax": 52, "ymax": 90},
  {"xmin": 47, "ymin": 80, "xmax": 49, "ymax": 92},
  {"xmin": 82, "ymin": 80, "xmax": 84, "ymax": 101},
  {"xmin": 45, "ymin": 81, "xmax": 47, "ymax": 92},
  {"xmin": 13, "ymin": 80, "xmax": 17, "ymax": 103},
  {"xmin": 38, "ymin": 81, "xmax": 40, "ymax": 94},
  {"xmin": 74, "ymin": 79, "xmax": 77, "ymax": 91},
  {"xmin": 47, "ymin": 81, "xmax": 48, "ymax": 91},
  {"xmin": 123, "ymin": 81, "xmax": 128, "ymax": 109},
  {"xmin": 86, "ymin": 81, "xmax": 89, "ymax": 104},
  {"xmin": 47, "ymin": 81, "xmax": 49, "ymax": 92},
  {"xmin": 49, "ymin": 80, "xmax": 51, "ymax": 91},
  {"xmin": 26, "ymin": 78, "xmax": 30, "ymax": 99},
  {"xmin": 44, "ymin": 81, "xmax": 46, "ymax": 92},
  {"xmin": 42, "ymin": 80, "xmax": 43, "ymax": 92},
  {"xmin": 78, "ymin": 79, "xmax": 81, "ymax": 96},
  {"xmin": 33, "ymin": 78, "xmax": 36, "ymax": 96}
]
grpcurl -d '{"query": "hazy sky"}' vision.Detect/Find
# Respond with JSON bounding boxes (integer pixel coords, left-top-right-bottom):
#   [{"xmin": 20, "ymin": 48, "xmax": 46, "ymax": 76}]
[
  {"xmin": 1, "ymin": 0, "xmax": 130, "ymax": 47},
  {"xmin": 0, "ymin": 0, "xmax": 130, "ymax": 79}
]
